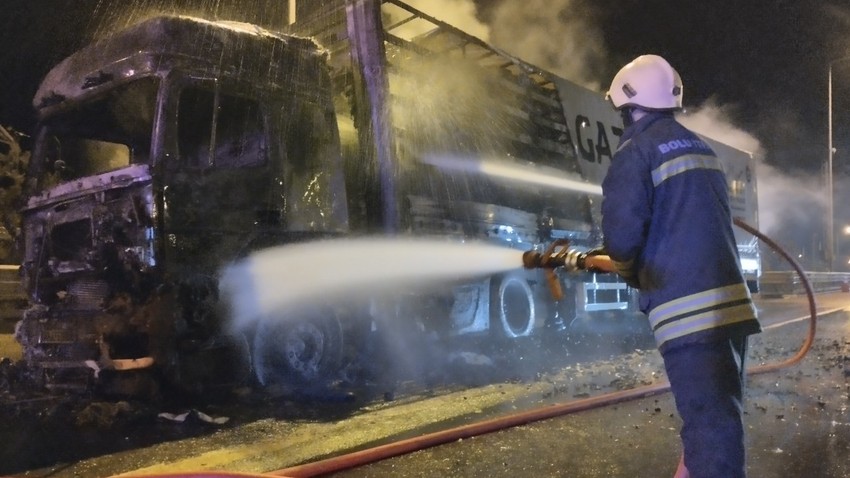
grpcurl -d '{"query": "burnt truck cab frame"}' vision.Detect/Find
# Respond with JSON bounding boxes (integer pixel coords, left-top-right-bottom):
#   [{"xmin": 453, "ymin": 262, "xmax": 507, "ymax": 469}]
[{"xmin": 18, "ymin": 16, "xmax": 349, "ymax": 393}]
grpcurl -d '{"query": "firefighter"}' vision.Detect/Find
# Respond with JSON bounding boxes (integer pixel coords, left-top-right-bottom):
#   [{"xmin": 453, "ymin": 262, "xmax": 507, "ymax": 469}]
[{"xmin": 601, "ymin": 54, "xmax": 761, "ymax": 478}]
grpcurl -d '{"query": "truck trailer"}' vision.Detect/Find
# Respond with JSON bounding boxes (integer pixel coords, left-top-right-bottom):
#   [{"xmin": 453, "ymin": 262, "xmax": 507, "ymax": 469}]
[{"xmin": 14, "ymin": 0, "xmax": 759, "ymax": 396}]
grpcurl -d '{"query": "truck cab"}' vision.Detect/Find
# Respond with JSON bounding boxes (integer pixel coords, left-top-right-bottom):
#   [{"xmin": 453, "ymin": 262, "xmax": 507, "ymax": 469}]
[{"xmin": 17, "ymin": 16, "xmax": 348, "ymax": 393}]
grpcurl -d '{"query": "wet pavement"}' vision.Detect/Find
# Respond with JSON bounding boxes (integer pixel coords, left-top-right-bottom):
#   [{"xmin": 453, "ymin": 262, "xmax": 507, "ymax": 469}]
[
  {"xmin": 323, "ymin": 297, "xmax": 850, "ymax": 478},
  {"xmin": 2, "ymin": 293, "xmax": 848, "ymax": 478}
]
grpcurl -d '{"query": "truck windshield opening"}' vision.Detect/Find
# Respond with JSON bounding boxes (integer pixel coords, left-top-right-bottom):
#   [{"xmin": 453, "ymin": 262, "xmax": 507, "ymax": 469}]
[{"xmin": 36, "ymin": 77, "xmax": 158, "ymax": 189}]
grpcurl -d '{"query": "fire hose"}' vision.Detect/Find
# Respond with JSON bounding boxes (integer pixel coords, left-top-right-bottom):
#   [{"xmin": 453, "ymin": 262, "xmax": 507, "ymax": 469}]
[{"xmin": 267, "ymin": 218, "xmax": 818, "ymax": 478}]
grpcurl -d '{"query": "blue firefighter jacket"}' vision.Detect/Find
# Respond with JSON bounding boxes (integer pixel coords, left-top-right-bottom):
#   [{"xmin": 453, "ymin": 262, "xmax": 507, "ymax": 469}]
[{"xmin": 601, "ymin": 112, "xmax": 760, "ymax": 353}]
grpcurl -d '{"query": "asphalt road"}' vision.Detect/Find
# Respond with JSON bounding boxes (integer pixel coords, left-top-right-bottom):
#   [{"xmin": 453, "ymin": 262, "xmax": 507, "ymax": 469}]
[
  {"xmin": 325, "ymin": 295, "xmax": 850, "ymax": 478},
  {"xmin": 3, "ymin": 291, "xmax": 846, "ymax": 477}
]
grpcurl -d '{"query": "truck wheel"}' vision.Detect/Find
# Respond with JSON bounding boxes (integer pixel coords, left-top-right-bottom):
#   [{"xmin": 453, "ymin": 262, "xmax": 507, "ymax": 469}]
[
  {"xmin": 490, "ymin": 273, "xmax": 536, "ymax": 338},
  {"xmin": 252, "ymin": 309, "xmax": 344, "ymax": 387}
]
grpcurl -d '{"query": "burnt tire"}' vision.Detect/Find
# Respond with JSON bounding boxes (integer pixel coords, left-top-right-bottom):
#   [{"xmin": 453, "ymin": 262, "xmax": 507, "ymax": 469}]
[
  {"xmin": 490, "ymin": 272, "xmax": 536, "ymax": 339},
  {"xmin": 252, "ymin": 309, "xmax": 344, "ymax": 387}
]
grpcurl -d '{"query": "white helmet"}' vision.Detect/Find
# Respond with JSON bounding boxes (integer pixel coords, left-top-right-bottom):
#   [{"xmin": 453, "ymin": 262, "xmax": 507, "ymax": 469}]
[{"xmin": 606, "ymin": 55, "xmax": 683, "ymax": 111}]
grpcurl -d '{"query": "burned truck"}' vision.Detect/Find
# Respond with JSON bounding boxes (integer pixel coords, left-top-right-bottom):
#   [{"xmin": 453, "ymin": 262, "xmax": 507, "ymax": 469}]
[
  {"xmin": 15, "ymin": 0, "xmax": 756, "ymax": 395},
  {"xmin": 16, "ymin": 16, "xmax": 353, "ymax": 393}
]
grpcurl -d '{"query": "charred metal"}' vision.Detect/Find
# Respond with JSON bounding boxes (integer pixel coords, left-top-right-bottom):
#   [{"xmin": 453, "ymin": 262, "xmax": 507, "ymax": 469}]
[{"xmin": 5, "ymin": 0, "xmax": 758, "ymax": 403}]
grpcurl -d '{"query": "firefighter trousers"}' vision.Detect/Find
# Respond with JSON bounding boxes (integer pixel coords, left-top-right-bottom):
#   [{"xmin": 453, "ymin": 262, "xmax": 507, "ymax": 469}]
[{"xmin": 662, "ymin": 335, "xmax": 749, "ymax": 478}]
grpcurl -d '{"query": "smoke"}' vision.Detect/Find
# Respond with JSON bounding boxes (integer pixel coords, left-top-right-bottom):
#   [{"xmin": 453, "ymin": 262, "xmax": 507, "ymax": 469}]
[
  {"xmin": 676, "ymin": 100, "xmax": 763, "ymax": 156},
  {"xmin": 388, "ymin": 52, "xmax": 527, "ymax": 163},
  {"xmin": 753, "ymin": 161, "xmax": 826, "ymax": 238},
  {"xmin": 677, "ymin": 100, "xmax": 828, "ymax": 267},
  {"xmin": 486, "ymin": 0, "xmax": 607, "ymax": 91},
  {"xmin": 824, "ymin": 3, "xmax": 850, "ymax": 27},
  {"xmin": 677, "ymin": 108, "xmax": 829, "ymax": 269},
  {"xmin": 382, "ymin": 0, "xmax": 606, "ymax": 90},
  {"xmin": 466, "ymin": 0, "xmax": 828, "ymax": 257},
  {"xmin": 402, "ymin": 0, "xmax": 490, "ymax": 41}
]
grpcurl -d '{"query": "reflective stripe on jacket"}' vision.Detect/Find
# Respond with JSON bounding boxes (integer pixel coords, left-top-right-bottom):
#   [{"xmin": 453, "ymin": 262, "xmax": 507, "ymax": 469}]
[
  {"xmin": 601, "ymin": 112, "xmax": 760, "ymax": 352},
  {"xmin": 649, "ymin": 283, "xmax": 756, "ymax": 346}
]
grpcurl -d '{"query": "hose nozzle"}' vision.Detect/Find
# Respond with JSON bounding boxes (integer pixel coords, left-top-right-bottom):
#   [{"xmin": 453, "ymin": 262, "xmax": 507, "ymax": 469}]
[
  {"xmin": 522, "ymin": 240, "xmax": 588, "ymax": 271},
  {"xmin": 522, "ymin": 239, "xmax": 572, "ymax": 301},
  {"xmin": 524, "ymin": 241, "xmax": 616, "ymax": 273},
  {"xmin": 522, "ymin": 240, "xmax": 617, "ymax": 301}
]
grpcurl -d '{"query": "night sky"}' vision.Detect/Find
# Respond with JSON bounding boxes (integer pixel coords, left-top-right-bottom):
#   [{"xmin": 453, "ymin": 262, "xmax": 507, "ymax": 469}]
[
  {"xmin": 476, "ymin": 0, "xmax": 850, "ymax": 175},
  {"xmin": 1, "ymin": 0, "xmax": 849, "ymax": 266},
  {"xmin": 2, "ymin": 1, "xmax": 848, "ymax": 171},
  {"xmin": 616, "ymin": 1, "xmax": 849, "ymax": 177}
]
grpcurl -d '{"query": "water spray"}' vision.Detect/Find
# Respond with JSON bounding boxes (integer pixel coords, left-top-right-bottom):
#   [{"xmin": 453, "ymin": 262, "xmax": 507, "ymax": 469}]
[
  {"xmin": 272, "ymin": 219, "xmax": 820, "ymax": 478},
  {"xmin": 420, "ymin": 154, "xmax": 603, "ymax": 196},
  {"xmin": 521, "ymin": 239, "xmax": 616, "ymax": 300}
]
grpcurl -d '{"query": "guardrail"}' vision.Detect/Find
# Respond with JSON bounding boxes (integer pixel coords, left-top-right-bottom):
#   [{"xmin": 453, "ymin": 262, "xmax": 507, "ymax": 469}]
[{"xmin": 759, "ymin": 271, "xmax": 850, "ymax": 297}]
